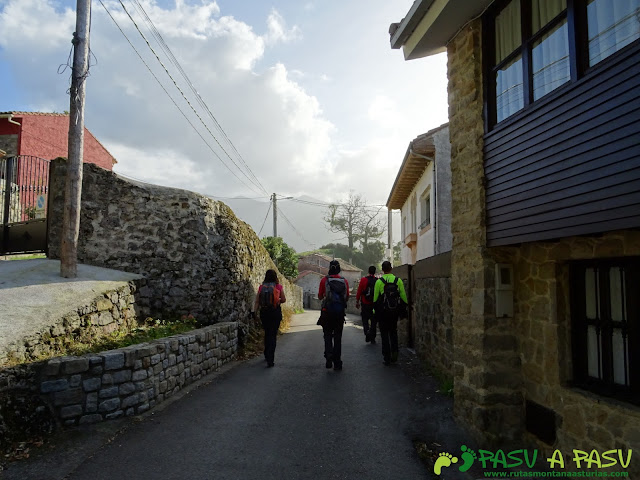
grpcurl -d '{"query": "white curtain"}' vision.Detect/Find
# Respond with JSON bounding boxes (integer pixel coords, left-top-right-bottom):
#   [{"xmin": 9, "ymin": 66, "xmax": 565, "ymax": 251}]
[
  {"xmin": 496, "ymin": 56, "xmax": 524, "ymax": 122},
  {"xmin": 532, "ymin": 0, "xmax": 566, "ymax": 33},
  {"xmin": 495, "ymin": 0, "xmax": 521, "ymax": 63},
  {"xmin": 532, "ymin": 21, "xmax": 570, "ymax": 100},
  {"xmin": 588, "ymin": 0, "xmax": 640, "ymax": 66}
]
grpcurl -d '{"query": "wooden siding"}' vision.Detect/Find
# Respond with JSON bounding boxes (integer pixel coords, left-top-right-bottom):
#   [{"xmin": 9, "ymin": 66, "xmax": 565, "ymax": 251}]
[{"xmin": 484, "ymin": 41, "xmax": 640, "ymax": 246}]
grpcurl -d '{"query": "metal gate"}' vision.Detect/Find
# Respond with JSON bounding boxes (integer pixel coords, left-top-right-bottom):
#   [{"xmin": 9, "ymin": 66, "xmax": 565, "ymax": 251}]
[{"xmin": 0, "ymin": 155, "xmax": 50, "ymax": 255}]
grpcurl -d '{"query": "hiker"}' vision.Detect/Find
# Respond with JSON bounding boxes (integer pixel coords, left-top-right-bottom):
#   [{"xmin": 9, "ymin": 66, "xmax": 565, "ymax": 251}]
[
  {"xmin": 373, "ymin": 261, "xmax": 408, "ymax": 366},
  {"xmin": 356, "ymin": 265, "xmax": 378, "ymax": 344},
  {"xmin": 253, "ymin": 269, "xmax": 286, "ymax": 368},
  {"xmin": 317, "ymin": 260, "xmax": 349, "ymax": 371}
]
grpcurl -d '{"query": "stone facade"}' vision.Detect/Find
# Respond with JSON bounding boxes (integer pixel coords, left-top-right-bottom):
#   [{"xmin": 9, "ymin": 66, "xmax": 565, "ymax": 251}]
[
  {"xmin": 0, "ymin": 323, "xmax": 237, "ymax": 451},
  {"xmin": 47, "ymin": 159, "xmax": 302, "ymax": 322},
  {"xmin": 512, "ymin": 231, "xmax": 640, "ymax": 468},
  {"xmin": 412, "ymin": 278, "xmax": 452, "ymax": 379},
  {"xmin": 446, "ymin": 20, "xmax": 640, "ymax": 476},
  {"xmin": 0, "ymin": 280, "xmax": 143, "ymax": 367}
]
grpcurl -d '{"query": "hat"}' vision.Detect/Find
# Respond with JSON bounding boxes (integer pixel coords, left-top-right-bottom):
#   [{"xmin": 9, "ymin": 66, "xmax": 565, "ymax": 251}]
[{"xmin": 329, "ymin": 260, "xmax": 341, "ymax": 274}]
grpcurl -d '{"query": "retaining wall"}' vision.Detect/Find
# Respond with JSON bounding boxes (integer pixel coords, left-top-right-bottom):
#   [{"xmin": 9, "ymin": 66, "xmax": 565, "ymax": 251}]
[
  {"xmin": 47, "ymin": 159, "xmax": 302, "ymax": 322},
  {"xmin": 0, "ymin": 322, "xmax": 237, "ymax": 451}
]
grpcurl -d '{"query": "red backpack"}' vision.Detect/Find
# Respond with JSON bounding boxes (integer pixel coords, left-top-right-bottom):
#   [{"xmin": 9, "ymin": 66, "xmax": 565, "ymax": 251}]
[{"xmin": 259, "ymin": 282, "xmax": 281, "ymax": 309}]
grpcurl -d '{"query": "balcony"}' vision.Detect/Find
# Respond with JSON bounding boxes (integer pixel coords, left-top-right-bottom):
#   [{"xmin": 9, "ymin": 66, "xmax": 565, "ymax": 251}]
[{"xmin": 404, "ymin": 232, "xmax": 417, "ymax": 247}]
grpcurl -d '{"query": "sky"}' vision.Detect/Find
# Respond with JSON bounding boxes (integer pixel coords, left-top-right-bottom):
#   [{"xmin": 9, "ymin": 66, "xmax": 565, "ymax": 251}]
[{"xmin": 0, "ymin": 0, "xmax": 449, "ymax": 252}]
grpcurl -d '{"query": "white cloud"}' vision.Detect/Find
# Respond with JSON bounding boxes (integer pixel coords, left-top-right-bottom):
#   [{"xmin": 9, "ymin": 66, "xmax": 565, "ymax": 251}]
[
  {"xmin": 0, "ymin": 0, "xmax": 450, "ymax": 250},
  {"xmin": 264, "ymin": 9, "xmax": 301, "ymax": 46}
]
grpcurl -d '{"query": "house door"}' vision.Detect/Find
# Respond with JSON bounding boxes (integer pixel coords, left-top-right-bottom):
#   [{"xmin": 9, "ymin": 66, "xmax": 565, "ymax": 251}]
[{"xmin": 0, "ymin": 155, "xmax": 50, "ymax": 255}]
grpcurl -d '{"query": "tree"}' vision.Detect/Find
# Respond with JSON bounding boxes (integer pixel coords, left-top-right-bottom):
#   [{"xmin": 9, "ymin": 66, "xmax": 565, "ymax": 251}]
[
  {"xmin": 320, "ymin": 241, "xmax": 385, "ymax": 273},
  {"xmin": 393, "ymin": 241, "xmax": 402, "ymax": 266},
  {"xmin": 261, "ymin": 237, "xmax": 298, "ymax": 279},
  {"xmin": 323, "ymin": 192, "xmax": 385, "ymax": 250}
]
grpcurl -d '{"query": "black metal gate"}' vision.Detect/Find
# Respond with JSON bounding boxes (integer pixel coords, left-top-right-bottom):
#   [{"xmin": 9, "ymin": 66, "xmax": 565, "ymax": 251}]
[{"xmin": 0, "ymin": 155, "xmax": 50, "ymax": 255}]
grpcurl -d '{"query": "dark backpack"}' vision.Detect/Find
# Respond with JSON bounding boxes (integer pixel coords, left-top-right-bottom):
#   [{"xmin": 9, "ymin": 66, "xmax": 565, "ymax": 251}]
[
  {"xmin": 363, "ymin": 275, "xmax": 376, "ymax": 302},
  {"xmin": 259, "ymin": 282, "xmax": 281, "ymax": 310},
  {"xmin": 380, "ymin": 277, "xmax": 400, "ymax": 311},
  {"xmin": 323, "ymin": 276, "xmax": 347, "ymax": 313}
]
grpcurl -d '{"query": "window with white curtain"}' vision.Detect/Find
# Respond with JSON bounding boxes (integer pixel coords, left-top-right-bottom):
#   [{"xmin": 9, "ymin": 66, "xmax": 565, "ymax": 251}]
[
  {"xmin": 571, "ymin": 259, "xmax": 639, "ymax": 404},
  {"xmin": 587, "ymin": 0, "xmax": 640, "ymax": 66},
  {"xmin": 485, "ymin": 0, "xmax": 640, "ymax": 128}
]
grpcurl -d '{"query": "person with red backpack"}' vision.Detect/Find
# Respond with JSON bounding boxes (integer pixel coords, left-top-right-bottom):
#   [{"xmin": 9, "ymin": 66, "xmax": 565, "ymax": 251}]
[
  {"xmin": 373, "ymin": 261, "xmax": 408, "ymax": 366},
  {"xmin": 356, "ymin": 265, "xmax": 378, "ymax": 344},
  {"xmin": 253, "ymin": 269, "xmax": 287, "ymax": 368},
  {"xmin": 317, "ymin": 260, "xmax": 349, "ymax": 371}
]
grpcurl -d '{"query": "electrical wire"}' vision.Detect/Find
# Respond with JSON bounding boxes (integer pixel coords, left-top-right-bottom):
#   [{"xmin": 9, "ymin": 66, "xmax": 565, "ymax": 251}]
[
  {"xmin": 127, "ymin": 0, "xmax": 268, "ymax": 196},
  {"xmin": 114, "ymin": 0, "xmax": 268, "ymax": 196},
  {"xmin": 98, "ymin": 0, "xmax": 264, "ymax": 196},
  {"xmin": 257, "ymin": 202, "xmax": 272, "ymax": 237},
  {"xmin": 276, "ymin": 205, "xmax": 316, "ymax": 249}
]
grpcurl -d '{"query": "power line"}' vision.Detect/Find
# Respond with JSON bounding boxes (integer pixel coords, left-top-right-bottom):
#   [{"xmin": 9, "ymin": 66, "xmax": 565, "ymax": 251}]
[
  {"xmin": 112, "ymin": 0, "xmax": 268, "ymax": 196},
  {"xmin": 258, "ymin": 203, "xmax": 272, "ymax": 237},
  {"xmin": 276, "ymin": 205, "xmax": 316, "ymax": 249},
  {"xmin": 127, "ymin": 0, "xmax": 268, "ymax": 196},
  {"xmin": 98, "ymin": 0, "xmax": 264, "ymax": 196}
]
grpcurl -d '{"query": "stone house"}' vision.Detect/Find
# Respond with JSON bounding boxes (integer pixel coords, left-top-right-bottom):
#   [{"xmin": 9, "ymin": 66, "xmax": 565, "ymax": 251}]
[
  {"xmin": 0, "ymin": 112, "xmax": 116, "ymax": 169},
  {"xmin": 387, "ymin": 123, "xmax": 452, "ymax": 265},
  {"xmin": 297, "ymin": 252, "xmax": 362, "ymax": 291},
  {"xmin": 390, "ymin": 0, "xmax": 640, "ymax": 470}
]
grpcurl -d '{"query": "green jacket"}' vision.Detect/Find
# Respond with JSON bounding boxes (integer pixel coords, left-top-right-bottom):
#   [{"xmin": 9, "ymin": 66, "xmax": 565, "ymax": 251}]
[{"xmin": 373, "ymin": 273, "xmax": 408, "ymax": 305}]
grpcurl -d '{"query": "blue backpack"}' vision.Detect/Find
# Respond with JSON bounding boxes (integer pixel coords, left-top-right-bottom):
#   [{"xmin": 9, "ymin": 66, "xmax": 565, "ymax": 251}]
[{"xmin": 323, "ymin": 276, "xmax": 347, "ymax": 313}]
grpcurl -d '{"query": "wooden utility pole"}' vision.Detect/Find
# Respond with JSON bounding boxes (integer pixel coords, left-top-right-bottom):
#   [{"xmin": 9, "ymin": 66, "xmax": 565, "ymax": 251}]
[{"xmin": 61, "ymin": 0, "xmax": 91, "ymax": 278}]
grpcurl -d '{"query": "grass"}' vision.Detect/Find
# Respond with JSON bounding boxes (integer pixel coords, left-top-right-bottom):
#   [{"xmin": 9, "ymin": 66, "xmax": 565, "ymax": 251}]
[
  {"xmin": 64, "ymin": 315, "xmax": 201, "ymax": 356},
  {"xmin": 1, "ymin": 253, "xmax": 46, "ymax": 261}
]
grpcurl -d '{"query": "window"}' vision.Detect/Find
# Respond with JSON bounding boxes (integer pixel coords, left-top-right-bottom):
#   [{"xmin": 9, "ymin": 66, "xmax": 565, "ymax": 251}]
[
  {"xmin": 570, "ymin": 258, "xmax": 640, "ymax": 404},
  {"xmin": 419, "ymin": 188, "xmax": 431, "ymax": 230},
  {"xmin": 587, "ymin": 0, "xmax": 640, "ymax": 66},
  {"xmin": 485, "ymin": 0, "xmax": 640, "ymax": 126},
  {"xmin": 410, "ymin": 195, "xmax": 417, "ymax": 233}
]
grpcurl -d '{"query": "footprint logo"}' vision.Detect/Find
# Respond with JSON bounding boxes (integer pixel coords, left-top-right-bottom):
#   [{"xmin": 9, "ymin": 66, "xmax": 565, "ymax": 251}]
[
  {"xmin": 433, "ymin": 452, "xmax": 458, "ymax": 475},
  {"xmin": 458, "ymin": 445, "xmax": 477, "ymax": 472}
]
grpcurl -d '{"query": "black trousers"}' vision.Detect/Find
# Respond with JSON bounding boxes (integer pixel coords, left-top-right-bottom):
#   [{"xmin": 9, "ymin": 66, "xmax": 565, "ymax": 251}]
[
  {"xmin": 322, "ymin": 311, "xmax": 345, "ymax": 365},
  {"xmin": 260, "ymin": 307, "xmax": 282, "ymax": 364},
  {"xmin": 377, "ymin": 312, "xmax": 399, "ymax": 361},
  {"xmin": 361, "ymin": 303, "xmax": 376, "ymax": 339}
]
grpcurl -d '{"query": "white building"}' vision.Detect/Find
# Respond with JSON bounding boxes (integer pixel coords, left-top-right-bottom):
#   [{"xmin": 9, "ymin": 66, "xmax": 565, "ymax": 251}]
[{"xmin": 387, "ymin": 123, "xmax": 452, "ymax": 265}]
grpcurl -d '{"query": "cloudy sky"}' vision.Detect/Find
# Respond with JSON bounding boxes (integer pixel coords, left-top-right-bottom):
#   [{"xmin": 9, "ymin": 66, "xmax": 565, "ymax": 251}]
[{"xmin": 0, "ymin": 0, "xmax": 448, "ymax": 251}]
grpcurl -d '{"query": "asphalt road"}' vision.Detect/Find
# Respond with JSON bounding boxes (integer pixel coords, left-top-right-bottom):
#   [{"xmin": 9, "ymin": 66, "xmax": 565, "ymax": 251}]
[{"xmin": 4, "ymin": 311, "xmax": 476, "ymax": 480}]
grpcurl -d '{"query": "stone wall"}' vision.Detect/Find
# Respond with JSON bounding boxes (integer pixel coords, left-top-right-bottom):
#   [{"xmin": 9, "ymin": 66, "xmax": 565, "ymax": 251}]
[
  {"xmin": 411, "ymin": 253, "xmax": 453, "ymax": 379},
  {"xmin": 0, "ymin": 323, "xmax": 237, "ymax": 451},
  {"xmin": 447, "ymin": 21, "xmax": 523, "ymax": 445},
  {"xmin": 47, "ymin": 159, "xmax": 302, "ymax": 322},
  {"xmin": 0, "ymin": 280, "xmax": 144, "ymax": 367},
  {"xmin": 512, "ymin": 230, "xmax": 640, "ymax": 475},
  {"xmin": 0, "ymin": 134, "xmax": 18, "ymax": 156}
]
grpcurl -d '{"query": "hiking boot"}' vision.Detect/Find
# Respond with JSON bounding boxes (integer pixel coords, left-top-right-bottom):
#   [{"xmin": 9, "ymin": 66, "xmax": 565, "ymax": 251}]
[
  {"xmin": 325, "ymin": 358, "xmax": 333, "ymax": 369},
  {"xmin": 383, "ymin": 359, "xmax": 391, "ymax": 366},
  {"xmin": 267, "ymin": 362, "xmax": 274, "ymax": 367},
  {"xmin": 333, "ymin": 361, "xmax": 343, "ymax": 371},
  {"xmin": 370, "ymin": 338, "xmax": 376, "ymax": 344}
]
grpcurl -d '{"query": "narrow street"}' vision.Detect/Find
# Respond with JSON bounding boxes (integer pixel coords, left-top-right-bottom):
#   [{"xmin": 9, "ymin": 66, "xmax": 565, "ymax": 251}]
[{"xmin": 4, "ymin": 311, "xmax": 473, "ymax": 480}]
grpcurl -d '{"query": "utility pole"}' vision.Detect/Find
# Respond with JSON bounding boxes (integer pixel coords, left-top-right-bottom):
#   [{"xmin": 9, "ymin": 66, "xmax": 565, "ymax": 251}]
[
  {"xmin": 272, "ymin": 193, "xmax": 278, "ymax": 237},
  {"xmin": 61, "ymin": 0, "xmax": 91, "ymax": 278},
  {"xmin": 387, "ymin": 208, "xmax": 393, "ymax": 261}
]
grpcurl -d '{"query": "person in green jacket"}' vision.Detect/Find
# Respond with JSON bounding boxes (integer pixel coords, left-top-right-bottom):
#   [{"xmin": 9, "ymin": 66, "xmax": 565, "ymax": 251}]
[{"xmin": 373, "ymin": 261, "xmax": 408, "ymax": 366}]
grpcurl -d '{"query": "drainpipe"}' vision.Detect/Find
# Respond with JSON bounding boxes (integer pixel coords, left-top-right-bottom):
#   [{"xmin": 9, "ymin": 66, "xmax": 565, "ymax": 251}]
[{"xmin": 0, "ymin": 114, "xmax": 22, "ymax": 126}]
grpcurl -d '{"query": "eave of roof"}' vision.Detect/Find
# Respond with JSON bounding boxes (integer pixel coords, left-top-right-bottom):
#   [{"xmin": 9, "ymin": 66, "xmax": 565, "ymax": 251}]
[
  {"xmin": 386, "ymin": 123, "xmax": 448, "ymax": 210},
  {"xmin": 390, "ymin": 0, "xmax": 495, "ymax": 60}
]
